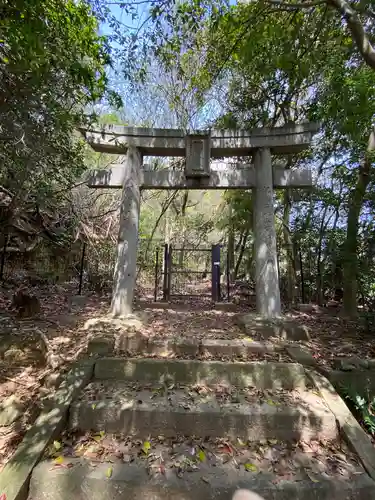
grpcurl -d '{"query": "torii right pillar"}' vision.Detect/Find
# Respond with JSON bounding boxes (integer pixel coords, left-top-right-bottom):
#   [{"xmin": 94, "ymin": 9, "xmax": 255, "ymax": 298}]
[{"xmin": 253, "ymin": 148, "xmax": 281, "ymax": 318}]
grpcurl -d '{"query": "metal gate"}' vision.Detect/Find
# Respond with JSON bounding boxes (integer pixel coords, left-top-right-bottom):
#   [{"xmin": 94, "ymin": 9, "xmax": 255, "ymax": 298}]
[{"xmin": 155, "ymin": 244, "xmax": 222, "ymax": 302}]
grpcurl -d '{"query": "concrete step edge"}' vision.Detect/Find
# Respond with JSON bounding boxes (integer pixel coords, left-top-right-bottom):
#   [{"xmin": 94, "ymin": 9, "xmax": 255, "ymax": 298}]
[
  {"xmin": 29, "ymin": 458, "xmax": 375, "ymax": 500},
  {"xmin": 93, "ymin": 358, "xmax": 311, "ymax": 390},
  {"xmin": 88, "ymin": 335, "xmax": 286, "ymax": 358},
  {"xmin": 69, "ymin": 394, "xmax": 337, "ymax": 442}
]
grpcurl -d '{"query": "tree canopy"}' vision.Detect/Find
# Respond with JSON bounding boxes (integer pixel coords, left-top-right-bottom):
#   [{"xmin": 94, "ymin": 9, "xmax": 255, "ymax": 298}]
[{"xmin": 0, "ymin": 0, "xmax": 117, "ymax": 249}]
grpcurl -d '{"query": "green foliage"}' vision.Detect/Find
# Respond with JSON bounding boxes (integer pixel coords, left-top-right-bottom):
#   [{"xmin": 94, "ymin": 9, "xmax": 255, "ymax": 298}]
[
  {"xmin": 343, "ymin": 387, "xmax": 375, "ymax": 436},
  {"xmin": 0, "ymin": 0, "xmax": 116, "ymax": 237}
]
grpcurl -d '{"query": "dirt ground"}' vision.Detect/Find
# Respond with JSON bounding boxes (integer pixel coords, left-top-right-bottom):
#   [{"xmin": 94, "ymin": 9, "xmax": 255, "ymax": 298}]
[{"xmin": 1, "ymin": 283, "xmax": 375, "ymax": 470}]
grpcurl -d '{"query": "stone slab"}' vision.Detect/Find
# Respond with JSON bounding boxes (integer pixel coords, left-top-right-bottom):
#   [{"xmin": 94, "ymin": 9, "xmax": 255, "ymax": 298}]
[
  {"xmin": 87, "ymin": 166, "xmax": 312, "ymax": 190},
  {"xmin": 69, "ymin": 295, "xmax": 89, "ymax": 307},
  {"xmin": 84, "ymin": 313, "xmax": 147, "ymax": 332},
  {"xmin": 236, "ymin": 314, "xmax": 310, "ymax": 341},
  {"xmin": 70, "ymin": 386, "xmax": 337, "ymax": 442},
  {"xmin": 307, "ymin": 370, "xmax": 375, "ymax": 481},
  {"xmin": 285, "ymin": 346, "xmax": 318, "ymax": 368},
  {"xmin": 332, "ymin": 356, "xmax": 370, "ymax": 371},
  {"xmin": 87, "ymin": 335, "xmax": 115, "ymax": 355},
  {"xmin": 87, "ymin": 335, "xmax": 283, "ymax": 358},
  {"xmin": 0, "ymin": 361, "xmax": 94, "ymax": 500},
  {"xmin": 29, "ymin": 458, "xmax": 375, "ymax": 500},
  {"xmin": 82, "ymin": 122, "xmax": 318, "ymax": 156},
  {"xmin": 199, "ymin": 339, "xmax": 282, "ymax": 357},
  {"xmin": 0, "ymin": 395, "xmax": 24, "ymax": 426},
  {"xmin": 94, "ymin": 358, "xmax": 311, "ymax": 390}
]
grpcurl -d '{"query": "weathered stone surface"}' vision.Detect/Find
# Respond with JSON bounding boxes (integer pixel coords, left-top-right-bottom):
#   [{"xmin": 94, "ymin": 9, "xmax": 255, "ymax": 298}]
[
  {"xmin": 172, "ymin": 338, "xmax": 199, "ymax": 356},
  {"xmin": 87, "ymin": 335, "xmax": 115, "ymax": 355},
  {"xmin": 199, "ymin": 339, "xmax": 280, "ymax": 357},
  {"xmin": 295, "ymin": 303, "xmax": 316, "ymax": 313},
  {"xmin": 30, "ymin": 457, "xmax": 375, "ymax": 500},
  {"xmin": 237, "ymin": 314, "xmax": 310, "ymax": 341},
  {"xmin": 307, "ymin": 370, "xmax": 375, "ymax": 481},
  {"xmin": 113, "ymin": 336, "xmax": 282, "ymax": 358},
  {"xmin": 333, "ymin": 356, "xmax": 369, "ymax": 371},
  {"xmin": 70, "ymin": 387, "xmax": 336, "ymax": 442},
  {"xmin": 0, "ymin": 395, "xmax": 24, "ymax": 426},
  {"xmin": 88, "ymin": 165, "xmax": 313, "ymax": 190},
  {"xmin": 110, "ymin": 146, "xmax": 142, "ymax": 317},
  {"xmin": 69, "ymin": 295, "xmax": 89, "ymax": 307},
  {"xmin": 4, "ymin": 348, "xmax": 25, "ymax": 362},
  {"xmin": 0, "ymin": 361, "xmax": 94, "ymax": 500},
  {"xmin": 42, "ymin": 372, "xmax": 63, "ymax": 389},
  {"xmin": 115, "ymin": 332, "xmax": 148, "ymax": 353},
  {"xmin": 84, "ymin": 312, "xmax": 148, "ymax": 333},
  {"xmin": 94, "ymin": 358, "xmax": 311, "ymax": 390},
  {"xmin": 146, "ymin": 339, "xmax": 175, "ymax": 357},
  {"xmin": 82, "ymin": 122, "xmax": 319, "ymax": 157},
  {"xmin": 253, "ymin": 148, "xmax": 281, "ymax": 318},
  {"xmin": 286, "ymin": 346, "xmax": 317, "ymax": 367}
]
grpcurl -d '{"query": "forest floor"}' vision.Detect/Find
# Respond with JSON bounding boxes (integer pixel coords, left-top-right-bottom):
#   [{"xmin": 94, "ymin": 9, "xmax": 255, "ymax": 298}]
[{"xmin": 1, "ymin": 281, "xmax": 375, "ymax": 470}]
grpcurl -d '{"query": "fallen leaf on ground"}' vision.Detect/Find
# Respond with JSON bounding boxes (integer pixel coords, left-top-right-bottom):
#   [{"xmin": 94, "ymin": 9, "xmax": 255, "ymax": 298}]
[
  {"xmin": 142, "ymin": 440, "xmax": 151, "ymax": 455},
  {"xmin": 92, "ymin": 431, "xmax": 105, "ymax": 442},
  {"xmin": 106, "ymin": 466, "xmax": 113, "ymax": 478},
  {"xmin": 54, "ymin": 456, "xmax": 64, "ymax": 465},
  {"xmin": 306, "ymin": 470, "xmax": 319, "ymax": 483},
  {"xmin": 244, "ymin": 463, "xmax": 257, "ymax": 472},
  {"xmin": 53, "ymin": 440, "xmax": 61, "ymax": 451},
  {"xmin": 266, "ymin": 399, "xmax": 280, "ymax": 407},
  {"xmin": 219, "ymin": 443, "xmax": 234, "ymax": 455},
  {"xmin": 198, "ymin": 449, "xmax": 206, "ymax": 462}
]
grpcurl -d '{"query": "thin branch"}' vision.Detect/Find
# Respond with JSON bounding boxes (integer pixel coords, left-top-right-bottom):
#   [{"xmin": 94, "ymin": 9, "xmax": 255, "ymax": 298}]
[
  {"xmin": 328, "ymin": 0, "xmax": 375, "ymax": 70},
  {"xmin": 266, "ymin": 0, "xmax": 375, "ymax": 70},
  {"xmin": 265, "ymin": 0, "xmax": 325, "ymax": 9}
]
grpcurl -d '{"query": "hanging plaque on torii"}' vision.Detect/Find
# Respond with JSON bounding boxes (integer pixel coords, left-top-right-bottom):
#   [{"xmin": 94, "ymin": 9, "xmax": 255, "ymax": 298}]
[{"xmin": 185, "ymin": 132, "xmax": 211, "ymax": 178}]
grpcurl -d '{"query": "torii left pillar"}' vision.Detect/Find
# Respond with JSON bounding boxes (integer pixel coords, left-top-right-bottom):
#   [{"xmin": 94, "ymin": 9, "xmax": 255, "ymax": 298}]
[
  {"xmin": 111, "ymin": 146, "xmax": 142, "ymax": 317},
  {"xmin": 253, "ymin": 148, "xmax": 281, "ymax": 317}
]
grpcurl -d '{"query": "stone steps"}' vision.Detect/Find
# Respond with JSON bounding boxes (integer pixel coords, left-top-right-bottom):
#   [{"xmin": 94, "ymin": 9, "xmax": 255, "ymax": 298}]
[
  {"xmin": 24, "ymin": 358, "xmax": 375, "ymax": 500},
  {"xmin": 29, "ymin": 458, "xmax": 375, "ymax": 500},
  {"xmin": 93, "ymin": 358, "xmax": 311, "ymax": 390},
  {"xmin": 69, "ymin": 379, "xmax": 337, "ymax": 442}
]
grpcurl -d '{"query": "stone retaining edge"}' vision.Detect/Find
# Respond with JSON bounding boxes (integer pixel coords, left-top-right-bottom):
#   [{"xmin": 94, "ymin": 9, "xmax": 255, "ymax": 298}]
[
  {"xmin": 0, "ymin": 360, "xmax": 94, "ymax": 500},
  {"xmin": 307, "ymin": 369, "xmax": 375, "ymax": 481}
]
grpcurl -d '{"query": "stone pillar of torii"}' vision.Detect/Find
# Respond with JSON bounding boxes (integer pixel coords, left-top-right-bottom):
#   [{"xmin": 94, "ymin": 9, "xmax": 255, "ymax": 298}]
[{"xmin": 81, "ymin": 123, "xmax": 318, "ymax": 319}]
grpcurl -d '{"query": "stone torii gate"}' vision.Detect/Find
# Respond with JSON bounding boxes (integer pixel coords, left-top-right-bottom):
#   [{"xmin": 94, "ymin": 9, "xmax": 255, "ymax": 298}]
[{"xmin": 82, "ymin": 123, "xmax": 318, "ymax": 318}]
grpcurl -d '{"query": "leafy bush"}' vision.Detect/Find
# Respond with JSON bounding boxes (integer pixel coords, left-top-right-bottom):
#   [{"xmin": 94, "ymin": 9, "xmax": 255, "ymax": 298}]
[{"xmin": 343, "ymin": 387, "xmax": 375, "ymax": 436}]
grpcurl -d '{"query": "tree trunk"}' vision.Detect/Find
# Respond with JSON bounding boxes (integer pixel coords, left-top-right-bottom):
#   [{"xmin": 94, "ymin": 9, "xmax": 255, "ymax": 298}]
[
  {"xmin": 234, "ymin": 228, "xmax": 250, "ymax": 279},
  {"xmin": 227, "ymin": 204, "xmax": 235, "ymax": 281},
  {"xmin": 316, "ymin": 205, "xmax": 329, "ymax": 305},
  {"xmin": 343, "ymin": 129, "xmax": 375, "ymax": 316},
  {"xmin": 282, "ymin": 188, "xmax": 296, "ymax": 307}
]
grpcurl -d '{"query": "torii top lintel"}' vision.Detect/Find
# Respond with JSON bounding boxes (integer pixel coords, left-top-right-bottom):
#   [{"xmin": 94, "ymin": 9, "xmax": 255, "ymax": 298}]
[{"xmin": 80, "ymin": 122, "xmax": 319, "ymax": 157}]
